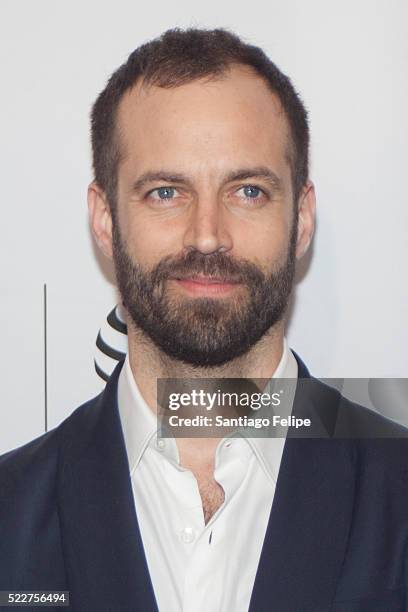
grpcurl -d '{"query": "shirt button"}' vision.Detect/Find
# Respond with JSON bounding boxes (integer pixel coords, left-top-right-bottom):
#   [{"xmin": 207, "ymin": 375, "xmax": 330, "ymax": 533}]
[
  {"xmin": 180, "ymin": 527, "xmax": 195, "ymax": 544},
  {"xmin": 156, "ymin": 438, "xmax": 166, "ymax": 451}
]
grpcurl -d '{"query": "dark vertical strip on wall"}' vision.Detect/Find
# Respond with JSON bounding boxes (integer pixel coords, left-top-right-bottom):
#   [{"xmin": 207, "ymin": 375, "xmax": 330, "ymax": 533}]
[{"xmin": 44, "ymin": 283, "xmax": 48, "ymax": 432}]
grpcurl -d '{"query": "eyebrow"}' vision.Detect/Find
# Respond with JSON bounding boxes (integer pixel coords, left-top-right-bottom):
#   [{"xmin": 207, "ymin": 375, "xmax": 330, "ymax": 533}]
[{"xmin": 131, "ymin": 166, "xmax": 283, "ymax": 193}]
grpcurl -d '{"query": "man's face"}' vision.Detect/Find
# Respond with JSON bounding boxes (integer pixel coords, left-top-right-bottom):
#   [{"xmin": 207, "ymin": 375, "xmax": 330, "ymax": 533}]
[{"xmin": 95, "ymin": 65, "xmax": 314, "ymax": 366}]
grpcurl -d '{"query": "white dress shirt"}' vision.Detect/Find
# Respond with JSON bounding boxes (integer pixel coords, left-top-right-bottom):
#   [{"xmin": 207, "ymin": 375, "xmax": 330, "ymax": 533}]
[{"xmin": 117, "ymin": 339, "xmax": 298, "ymax": 612}]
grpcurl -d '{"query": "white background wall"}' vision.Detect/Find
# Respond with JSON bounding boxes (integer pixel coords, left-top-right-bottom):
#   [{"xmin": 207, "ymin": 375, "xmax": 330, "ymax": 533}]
[{"xmin": 1, "ymin": 0, "xmax": 407, "ymax": 454}]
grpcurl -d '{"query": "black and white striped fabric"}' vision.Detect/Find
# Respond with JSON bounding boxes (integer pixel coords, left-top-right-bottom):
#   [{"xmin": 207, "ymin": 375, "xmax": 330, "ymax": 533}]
[{"xmin": 94, "ymin": 304, "xmax": 128, "ymax": 382}]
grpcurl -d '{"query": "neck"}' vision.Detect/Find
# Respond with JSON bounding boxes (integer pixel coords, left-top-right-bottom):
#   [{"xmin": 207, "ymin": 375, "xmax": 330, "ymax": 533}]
[
  {"xmin": 126, "ymin": 316, "xmax": 286, "ymax": 414},
  {"xmin": 125, "ymin": 314, "xmax": 286, "ymax": 467}
]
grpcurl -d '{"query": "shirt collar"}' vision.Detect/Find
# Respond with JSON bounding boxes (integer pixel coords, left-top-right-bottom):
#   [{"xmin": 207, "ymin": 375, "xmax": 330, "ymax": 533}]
[
  {"xmin": 118, "ymin": 338, "xmax": 298, "ymax": 481},
  {"xmin": 117, "ymin": 354, "xmax": 157, "ymax": 473},
  {"xmin": 242, "ymin": 338, "xmax": 298, "ymax": 483}
]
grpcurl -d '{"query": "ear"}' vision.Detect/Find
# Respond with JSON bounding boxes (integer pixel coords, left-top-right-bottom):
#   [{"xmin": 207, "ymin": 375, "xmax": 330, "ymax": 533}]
[
  {"xmin": 87, "ymin": 181, "xmax": 113, "ymax": 259},
  {"xmin": 295, "ymin": 180, "xmax": 316, "ymax": 259}
]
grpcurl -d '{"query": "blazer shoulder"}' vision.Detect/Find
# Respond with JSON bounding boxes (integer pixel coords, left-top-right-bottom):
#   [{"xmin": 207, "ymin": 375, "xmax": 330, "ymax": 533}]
[
  {"xmin": 306, "ymin": 375, "xmax": 407, "ymax": 437},
  {"xmin": 333, "ymin": 386, "xmax": 408, "ymax": 440},
  {"xmin": 0, "ymin": 361, "xmax": 123, "ymax": 486},
  {"xmin": 321, "ymin": 381, "xmax": 408, "ymax": 481},
  {"xmin": 0, "ymin": 428, "xmax": 59, "ymax": 483},
  {"xmin": 0, "ymin": 427, "xmax": 62, "ymax": 541},
  {"xmin": 0, "ymin": 390, "xmax": 105, "ymax": 494}
]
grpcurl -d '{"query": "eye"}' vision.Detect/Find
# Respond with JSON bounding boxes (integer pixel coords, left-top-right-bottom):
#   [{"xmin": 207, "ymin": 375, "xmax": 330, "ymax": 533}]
[
  {"xmin": 236, "ymin": 185, "xmax": 267, "ymax": 203},
  {"xmin": 148, "ymin": 186, "xmax": 179, "ymax": 201}
]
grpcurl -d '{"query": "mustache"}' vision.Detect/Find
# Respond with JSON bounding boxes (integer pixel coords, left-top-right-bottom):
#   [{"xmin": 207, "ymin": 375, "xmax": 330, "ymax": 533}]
[{"xmin": 150, "ymin": 250, "xmax": 266, "ymax": 286}]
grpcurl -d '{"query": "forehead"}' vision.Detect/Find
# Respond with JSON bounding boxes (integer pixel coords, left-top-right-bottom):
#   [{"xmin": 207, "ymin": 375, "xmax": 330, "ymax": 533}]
[{"xmin": 116, "ymin": 64, "xmax": 291, "ymax": 174}]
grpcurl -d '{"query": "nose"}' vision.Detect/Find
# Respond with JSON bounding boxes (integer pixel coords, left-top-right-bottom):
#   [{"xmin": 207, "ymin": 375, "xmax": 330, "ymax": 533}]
[{"xmin": 182, "ymin": 194, "xmax": 233, "ymax": 255}]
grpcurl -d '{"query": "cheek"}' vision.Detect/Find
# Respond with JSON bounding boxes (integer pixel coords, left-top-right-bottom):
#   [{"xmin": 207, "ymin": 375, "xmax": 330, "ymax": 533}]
[
  {"xmin": 233, "ymin": 212, "xmax": 293, "ymax": 270},
  {"xmin": 120, "ymin": 210, "xmax": 185, "ymax": 268}
]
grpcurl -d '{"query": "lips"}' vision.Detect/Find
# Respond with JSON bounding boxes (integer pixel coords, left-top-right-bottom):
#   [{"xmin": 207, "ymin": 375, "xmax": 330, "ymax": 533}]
[
  {"xmin": 170, "ymin": 274, "xmax": 242, "ymax": 296},
  {"xmin": 172, "ymin": 274, "xmax": 240, "ymax": 285}
]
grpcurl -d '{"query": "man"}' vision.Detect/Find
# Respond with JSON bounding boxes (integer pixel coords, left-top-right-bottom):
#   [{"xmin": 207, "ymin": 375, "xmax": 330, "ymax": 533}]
[{"xmin": 0, "ymin": 28, "xmax": 407, "ymax": 612}]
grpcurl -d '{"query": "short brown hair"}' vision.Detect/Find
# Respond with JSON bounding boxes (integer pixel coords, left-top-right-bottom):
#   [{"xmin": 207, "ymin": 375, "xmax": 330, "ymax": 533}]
[{"xmin": 91, "ymin": 27, "xmax": 309, "ymax": 214}]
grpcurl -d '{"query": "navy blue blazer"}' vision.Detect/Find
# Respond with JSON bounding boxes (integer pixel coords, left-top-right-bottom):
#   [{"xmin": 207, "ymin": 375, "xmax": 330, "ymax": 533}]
[{"xmin": 1, "ymin": 354, "xmax": 408, "ymax": 611}]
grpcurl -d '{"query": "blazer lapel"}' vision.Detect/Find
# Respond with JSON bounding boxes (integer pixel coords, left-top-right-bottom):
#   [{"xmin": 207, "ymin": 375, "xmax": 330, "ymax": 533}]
[
  {"xmin": 249, "ymin": 353, "xmax": 357, "ymax": 612},
  {"xmin": 57, "ymin": 362, "xmax": 158, "ymax": 612}
]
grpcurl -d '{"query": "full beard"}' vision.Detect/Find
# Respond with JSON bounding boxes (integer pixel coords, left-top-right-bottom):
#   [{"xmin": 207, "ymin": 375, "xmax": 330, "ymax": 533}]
[{"xmin": 112, "ymin": 222, "xmax": 297, "ymax": 367}]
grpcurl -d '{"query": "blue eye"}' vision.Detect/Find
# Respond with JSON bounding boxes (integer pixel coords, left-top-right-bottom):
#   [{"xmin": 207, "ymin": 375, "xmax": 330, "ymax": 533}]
[
  {"xmin": 152, "ymin": 186, "xmax": 176, "ymax": 200},
  {"xmin": 242, "ymin": 185, "xmax": 261, "ymax": 198},
  {"xmin": 236, "ymin": 185, "xmax": 267, "ymax": 203}
]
